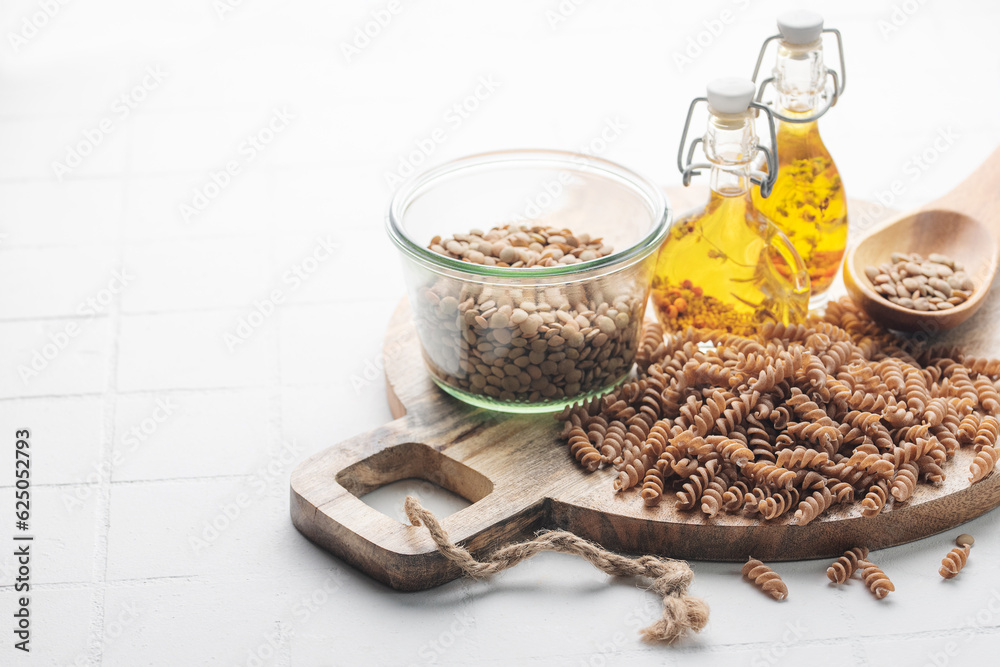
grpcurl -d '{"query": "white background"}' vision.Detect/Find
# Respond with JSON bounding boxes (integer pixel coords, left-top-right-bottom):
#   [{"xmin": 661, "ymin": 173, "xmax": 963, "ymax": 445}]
[{"xmin": 1, "ymin": 0, "xmax": 999, "ymax": 665}]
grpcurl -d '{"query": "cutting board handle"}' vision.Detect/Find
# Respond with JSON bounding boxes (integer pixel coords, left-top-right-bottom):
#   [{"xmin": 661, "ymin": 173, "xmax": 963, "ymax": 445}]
[
  {"xmin": 290, "ymin": 411, "xmax": 548, "ymax": 591},
  {"xmin": 931, "ymin": 144, "xmax": 1000, "ymax": 237}
]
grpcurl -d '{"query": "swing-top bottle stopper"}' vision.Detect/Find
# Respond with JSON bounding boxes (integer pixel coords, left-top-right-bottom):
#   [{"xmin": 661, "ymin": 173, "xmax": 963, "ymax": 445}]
[{"xmin": 677, "ymin": 77, "xmax": 780, "ymax": 198}]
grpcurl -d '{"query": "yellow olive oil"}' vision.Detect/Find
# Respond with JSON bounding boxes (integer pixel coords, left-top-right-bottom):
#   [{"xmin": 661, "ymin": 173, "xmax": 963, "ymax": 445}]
[
  {"xmin": 652, "ymin": 190, "xmax": 810, "ymax": 335},
  {"xmin": 752, "ymin": 119, "xmax": 847, "ymax": 297}
]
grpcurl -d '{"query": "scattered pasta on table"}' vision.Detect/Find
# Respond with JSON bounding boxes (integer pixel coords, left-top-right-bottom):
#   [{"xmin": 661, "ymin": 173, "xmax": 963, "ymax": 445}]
[
  {"xmin": 742, "ymin": 557, "xmax": 788, "ymax": 601},
  {"xmin": 939, "ymin": 544, "xmax": 972, "ymax": 579},
  {"xmin": 826, "ymin": 547, "xmax": 869, "ymax": 584},
  {"xmin": 858, "ymin": 560, "xmax": 895, "ymax": 599}
]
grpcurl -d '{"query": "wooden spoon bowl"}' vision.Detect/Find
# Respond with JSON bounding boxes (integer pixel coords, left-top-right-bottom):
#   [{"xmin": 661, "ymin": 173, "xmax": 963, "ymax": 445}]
[
  {"xmin": 844, "ymin": 147, "xmax": 1000, "ymax": 333},
  {"xmin": 844, "ymin": 209, "xmax": 999, "ymax": 332}
]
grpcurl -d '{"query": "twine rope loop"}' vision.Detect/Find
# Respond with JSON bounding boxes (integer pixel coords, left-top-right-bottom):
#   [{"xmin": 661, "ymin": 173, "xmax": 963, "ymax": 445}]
[{"xmin": 404, "ymin": 496, "xmax": 709, "ymax": 643}]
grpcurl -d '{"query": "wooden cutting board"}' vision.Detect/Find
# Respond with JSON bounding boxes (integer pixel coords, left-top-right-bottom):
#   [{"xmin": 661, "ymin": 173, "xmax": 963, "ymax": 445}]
[{"xmin": 290, "ymin": 189, "xmax": 1000, "ymax": 592}]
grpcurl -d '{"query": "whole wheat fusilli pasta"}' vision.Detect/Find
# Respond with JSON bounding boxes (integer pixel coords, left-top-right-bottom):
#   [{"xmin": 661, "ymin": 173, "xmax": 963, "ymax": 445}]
[
  {"xmin": 858, "ymin": 560, "xmax": 895, "ymax": 599},
  {"xmin": 939, "ymin": 545, "xmax": 971, "ymax": 579},
  {"xmin": 826, "ymin": 547, "xmax": 868, "ymax": 584},
  {"xmin": 557, "ymin": 296, "xmax": 1000, "ymax": 528},
  {"xmin": 742, "ymin": 557, "xmax": 788, "ymax": 601}
]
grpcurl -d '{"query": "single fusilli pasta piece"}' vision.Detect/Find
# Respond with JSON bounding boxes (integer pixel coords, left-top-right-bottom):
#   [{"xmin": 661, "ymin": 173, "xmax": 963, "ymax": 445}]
[
  {"xmin": 568, "ymin": 425, "xmax": 602, "ymax": 472},
  {"xmin": 918, "ymin": 455, "xmax": 946, "ymax": 483},
  {"xmin": 794, "ymin": 487, "xmax": 834, "ymax": 526},
  {"xmin": 640, "ymin": 467, "xmax": 664, "ymax": 507},
  {"xmin": 775, "ymin": 446, "xmax": 830, "ymax": 470},
  {"xmin": 974, "ymin": 378, "xmax": 1000, "ymax": 414},
  {"xmin": 973, "ymin": 415, "xmax": 1000, "ymax": 450},
  {"xmin": 743, "ymin": 461, "xmax": 797, "ymax": 490},
  {"xmin": 969, "ymin": 445, "xmax": 999, "ymax": 484},
  {"xmin": 755, "ymin": 488, "xmax": 799, "ymax": 520},
  {"xmin": 846, "ymin": 443, "xmax": 895, "ymax": 479},
  {"xmin": 939, "ymin": 545, "xmax": 971, "ymax": 579},
  {"xmin": 826, "ymin": 547, "xmax": 869, "ymax": 584},
  {"xmin": 707, "ymin": 435, "xmax": 754, "ymax": 466},
  {"xmin": 636, "ymin": 320, "xmax": 664, "ymax": 371},
  {"xmin": 675, "ymin": 461, "xmax": 719, "ymax": 511},
  {"xmin": 742, "ymin": 557, "xmax": 788, "ymax": 601},
  {"xmin": 722, "ymin": 480, "xmax": 752, "ymax": 513},
  {"xmin": 860, "ymin": 481, "xmax": 890, "ymax": 518},
  {"xmin": 957, "ymin": 412, "xmax": 982, "ymax": 444},
  {"xmin": 613, "ymin": 445, "xmax": 650, "ymax": 492},
  {"xmin": 890, "ymin": 462, "xmax": 918, "ymax": 502},
  {"xmin": 858, "ymin": 560, "xmax": 895, "ymax": 599},
  {"xmin": 700, "ymin": 470, "xmax": 731, "ymax": 518}
]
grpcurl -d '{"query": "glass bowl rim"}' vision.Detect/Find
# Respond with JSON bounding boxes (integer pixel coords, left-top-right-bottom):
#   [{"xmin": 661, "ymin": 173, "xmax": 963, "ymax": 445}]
[{"xmin": 386, "ymin": 148, "xmax": 671, "ymax": 278}]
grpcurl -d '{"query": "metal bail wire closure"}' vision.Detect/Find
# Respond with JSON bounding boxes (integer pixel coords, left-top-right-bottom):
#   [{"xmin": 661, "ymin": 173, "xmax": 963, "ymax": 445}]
[
  {"xmin": 676, "ymin": 98, "xmax": 779, "ymax": 198},
  {"xmin": 751, "ymin": 27, "xmax": 846, "ymax": 124}
]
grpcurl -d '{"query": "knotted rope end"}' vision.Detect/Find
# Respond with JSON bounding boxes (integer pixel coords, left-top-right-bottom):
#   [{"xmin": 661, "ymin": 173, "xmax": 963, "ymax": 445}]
[{"xmin": 640, "ymin": 595, "xmax": 710, "ymax": 643}]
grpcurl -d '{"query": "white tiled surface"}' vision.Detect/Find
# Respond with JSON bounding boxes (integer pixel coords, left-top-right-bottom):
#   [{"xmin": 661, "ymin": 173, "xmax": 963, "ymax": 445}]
[{"xmin": 2, "ymin": 1, "xmax": 1000, "ymax": 665}]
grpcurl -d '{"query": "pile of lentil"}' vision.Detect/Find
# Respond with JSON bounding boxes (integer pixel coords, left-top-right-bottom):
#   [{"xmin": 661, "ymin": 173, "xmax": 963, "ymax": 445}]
[
  {"xmin": 419, "ymin": 223, "xmax": 646, "ymax": 405},
  {"xmin": 865, "ymin": 252, "xmax": 975, "ymax": 311},
  {"xmin": 429, "ymin": 223, "xmax": 614, "ymax": 267}
]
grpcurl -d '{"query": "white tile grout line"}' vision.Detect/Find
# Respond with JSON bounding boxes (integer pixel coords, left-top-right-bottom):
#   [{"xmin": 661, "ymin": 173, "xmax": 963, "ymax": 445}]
[
  {"xmin": 0, "ymin": 297, "xmax": 400, "ymax": 327},
  {"xmin": 0, "ymin": 473, "xmax": 260, "ymax": 490},
  {"xmin": 0, "ymin": 159, "xmax": 392, "ymax": 187},
  {"xmin": 0, "ymin": 565, "xmax": 336, "ymax": 591},
  {"xmin": 83, "ymin": 158, "xmax": 132, "ymax": 667},
  {"xmin": 0, "ymin": 387, "xmax": 272, "ymax": 402},
  {"xmin": 0, "ymin": 299, "xmax": 390, "ymax": 324},
  {"xmin": 0, "ymin": 566, "xmax": 350, "ymax": 592},
  {"xmin": 265, "ymin": 162, "xmax": 294, "ymax": 667},
  {"xmin": 832, "ymin": 572, "xmax": 874, "ymax": 665},
  {"xmin": 0, "ymin": 371, "xmax": 399, "ymax": 402},
  {"xmin": 0, "ymin": 313, "xmax": 116, "ymax": 325}
]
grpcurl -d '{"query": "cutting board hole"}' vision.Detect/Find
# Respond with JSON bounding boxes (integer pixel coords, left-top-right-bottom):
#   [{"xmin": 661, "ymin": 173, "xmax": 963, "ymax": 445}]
[
  {"xmin": 336, "ymin": 442, "xmax": 493, "ymax": 522},
  {"xmin": 361, "ymin": 478, "xmax": 471, "ymax": 524}
]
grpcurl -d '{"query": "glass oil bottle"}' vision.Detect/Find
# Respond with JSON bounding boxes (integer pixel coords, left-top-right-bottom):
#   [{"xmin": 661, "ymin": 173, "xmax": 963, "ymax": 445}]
[
  {"xmin": 750, "ymin": 10, "xmax": 848, "ymax": 306},
  {"xmin": 652, "ymin": 78, "xmax": 809, "ymax": 335}
]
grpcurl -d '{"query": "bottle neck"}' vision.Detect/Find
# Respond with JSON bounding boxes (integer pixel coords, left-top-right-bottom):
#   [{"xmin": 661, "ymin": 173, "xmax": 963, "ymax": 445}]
[
  {"xmin": 703, "ymin": 110, "xmax": 755, "ymax": 197},
  {"xmin": 710, "ymin": 165, "xmax": 751, "ymax": 197},
  {"xmin": 776, "ymin": 111, "xmax": 820, "ymax": 135},
  {"xmin": 774, "ymin": 39, "xmax": 825, "ymax": 116}
]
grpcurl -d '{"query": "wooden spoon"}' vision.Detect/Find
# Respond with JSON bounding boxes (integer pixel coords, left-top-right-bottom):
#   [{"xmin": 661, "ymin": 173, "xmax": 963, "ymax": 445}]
[{"xmin": 844, "ymin": 146, "xmax": 1000, "ymax": 332}]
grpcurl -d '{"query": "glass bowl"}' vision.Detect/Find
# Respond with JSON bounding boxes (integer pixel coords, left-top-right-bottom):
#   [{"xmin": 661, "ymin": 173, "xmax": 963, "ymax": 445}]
[{"xmin": 386, "ymin": 149, "xmax": 670, "ymax": 413}]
